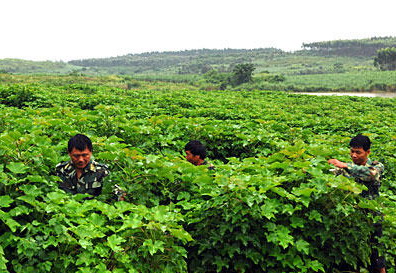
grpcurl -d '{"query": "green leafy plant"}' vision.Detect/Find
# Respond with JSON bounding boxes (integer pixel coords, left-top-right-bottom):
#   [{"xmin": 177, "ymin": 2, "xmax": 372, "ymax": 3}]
[{"xmin": 0, "ymin": 74, "xmax": 395, "ymax": 272}]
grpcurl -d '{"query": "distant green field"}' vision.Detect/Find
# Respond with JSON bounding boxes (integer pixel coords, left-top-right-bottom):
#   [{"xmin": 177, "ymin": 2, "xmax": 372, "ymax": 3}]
[
  {"xmin": 286, "ymin": 71, "xmax": 396, "ymax": 90},
  {"xmin": 255, "ymin": 54, "xmax": 374, "ymax": 75},
  {"xmin": 253, "ymin": 70, "xmax": 396, "ymax": 92}
]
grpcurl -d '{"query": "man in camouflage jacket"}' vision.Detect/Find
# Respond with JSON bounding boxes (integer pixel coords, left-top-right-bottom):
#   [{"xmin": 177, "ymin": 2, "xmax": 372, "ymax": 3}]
[
  {"xmin": 328, "ymin": 134, "xmax": 386, "ymax": 273},
  {"xmin": 329, "ymin": 159, "xmax": 384, "ymax": 200},
  {"xmin": 56, "ymin": 134, "xmax": 109, "ymax": 197}
]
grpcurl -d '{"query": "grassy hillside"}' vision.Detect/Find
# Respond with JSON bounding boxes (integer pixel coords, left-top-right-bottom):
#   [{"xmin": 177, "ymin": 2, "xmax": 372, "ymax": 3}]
[
  {"xmin": 66, "ymin": 48, "xmax": 376, "ymax": 76},
  {"xmin": 1, "ymin": 37, "xmax": 395, "ymax": 92},
  {"xmin": 0, "ymin": 59, "xmax": 80, "ymax": 74},
  {"xmin": 3, "ymin": 37, "xmax": 394, "ymax": 76},
  {"xmin": 64, "ymin": 37, "xmax": 395, "ymax": 76}
]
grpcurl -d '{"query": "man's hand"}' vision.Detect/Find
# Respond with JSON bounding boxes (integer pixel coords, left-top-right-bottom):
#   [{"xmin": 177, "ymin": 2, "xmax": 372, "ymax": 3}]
[{"xmin": 328, "ymin": 159, "xmax": 348, "ymax": 168}]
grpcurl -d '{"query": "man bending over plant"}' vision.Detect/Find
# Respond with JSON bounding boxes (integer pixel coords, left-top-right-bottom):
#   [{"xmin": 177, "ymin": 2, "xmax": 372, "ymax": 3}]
[
  {"xmin": 56, "ymin": 134, "xmax": 109, "ymax": 197},
  {"xmin": 184, "ymin": 140, "xmax": 214, "ymax": 170},
  {"xmin": 328, "ymin": 134, "xmax": 386, "ymax": 273}
]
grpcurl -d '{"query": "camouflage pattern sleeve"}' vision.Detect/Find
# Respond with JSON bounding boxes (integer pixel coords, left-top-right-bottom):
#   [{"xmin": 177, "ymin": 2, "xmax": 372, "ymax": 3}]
[
  {"xmin": 345, "ymin": 161, "xmax": 384, "ymax": 183},
  {"xmin": 331, "ymin": 160, "xmax": 384, "ymax": 199},
  {"xmin": 330, "ymin": 167, "xmax": 349, "ymax": 177}
]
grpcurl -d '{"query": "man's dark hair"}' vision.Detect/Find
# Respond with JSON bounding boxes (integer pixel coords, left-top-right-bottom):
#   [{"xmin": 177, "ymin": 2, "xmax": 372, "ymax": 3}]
[
  {"xmin": 68, "ymin": 134, "xmax": 93, "ymax": 153},
  {"xmin": 349, "ymin": 134, "xmax": 371, "ymax": 151},
  {"xmin": 185, "ymin": 140, "xmax": 206, "ymax": 160}
]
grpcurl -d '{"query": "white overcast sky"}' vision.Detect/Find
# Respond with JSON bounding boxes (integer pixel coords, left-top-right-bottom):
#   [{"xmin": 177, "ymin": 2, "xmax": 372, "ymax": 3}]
[{"xmin": 1, "ymin": 0, "xmax": 395, "ymax": 61}]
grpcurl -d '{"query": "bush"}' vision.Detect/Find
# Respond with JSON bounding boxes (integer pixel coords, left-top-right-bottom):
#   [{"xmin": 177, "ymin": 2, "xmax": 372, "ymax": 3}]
[
  {"xmin": 261, "ymin": 73, "xmax": 286, "ymax": 83},
  {"xmin": 1, "ymin": 77, "xmax": 396, "ymax": 272},
  {"xmin": 0, "ymin": 132, "xmax": 191, "ymax": 273},
  {"xmin": 183, "ymin": 145, "xmax": 378, "ymax": 272},
  {"xmin": 0, "ymin": 85, "xmax": 39, "ymax": 108}
]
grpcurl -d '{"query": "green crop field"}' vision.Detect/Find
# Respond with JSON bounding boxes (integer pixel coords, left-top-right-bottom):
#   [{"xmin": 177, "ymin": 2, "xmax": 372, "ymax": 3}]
[
  {"xmin": 1, "ymin": 74, "xmax": 396, "ymax": 272},
  {"xmin": 253, "ymin": 70, "xmax": 396, "ymax": 92}
]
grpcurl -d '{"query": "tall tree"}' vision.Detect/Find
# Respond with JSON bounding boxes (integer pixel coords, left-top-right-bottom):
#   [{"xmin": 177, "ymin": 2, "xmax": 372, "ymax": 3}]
[
  {"xmin": 230, "ymin": 63, "xmax": 256, "ymax": 86},
  {"xmin": 374, "ymin": 47, "xmax": 396, "ymax": 70}
]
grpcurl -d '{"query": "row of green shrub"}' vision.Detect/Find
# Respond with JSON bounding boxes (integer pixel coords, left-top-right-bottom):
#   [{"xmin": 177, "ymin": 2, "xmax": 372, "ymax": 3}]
[{"xmin": 1, "ymin": 76, "xmax": 396, "ymax": 272}]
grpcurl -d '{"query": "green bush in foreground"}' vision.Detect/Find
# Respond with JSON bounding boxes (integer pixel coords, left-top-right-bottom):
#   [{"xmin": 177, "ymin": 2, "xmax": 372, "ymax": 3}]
[
  {"xmin": 0, "ymin": 76, "xmax": 395, "ymax": 272},
  {"xmin": 183, "ymin": 145, "xmax": 386, "ymax": 272},
  {"xmin": 0, "ymin": 132, "xmax": 190, "ymax": 273}
]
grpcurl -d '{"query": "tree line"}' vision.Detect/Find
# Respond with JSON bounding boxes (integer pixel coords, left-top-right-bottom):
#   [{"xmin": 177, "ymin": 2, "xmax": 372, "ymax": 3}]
[
  {"xmin": 374, "ymin": 47, "xmax": 396, "ymax": 71},
  {"xmin": 302, "ymin": 36, "xmax": 396, "ymax": 57},
  {"xmin": 67, "ymin": 48, "xmax": 284, "ymax": 69}
]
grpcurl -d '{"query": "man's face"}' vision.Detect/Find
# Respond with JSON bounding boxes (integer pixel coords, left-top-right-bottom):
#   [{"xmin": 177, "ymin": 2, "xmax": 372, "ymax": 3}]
[
  {"xmin": 350, "ymin": 147, "xmax": 370, "ymax": 165},
  {"xmin": 69, "ymin": 147, "xmax": 92, "ymax": 169},
  {"xmin": 185, "ymin": 150, "xmax": 200, "ymax": 166}
]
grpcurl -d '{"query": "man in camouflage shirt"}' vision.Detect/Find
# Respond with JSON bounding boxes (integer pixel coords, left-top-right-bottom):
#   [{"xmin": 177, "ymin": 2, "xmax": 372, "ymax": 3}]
[
  {"xmin": 56, "ymin": 134, "xmax": 109, "ymax": 197},
  {"xmin": 328, "ymin": 134, "xmax": 386, "ymax": 273}
]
